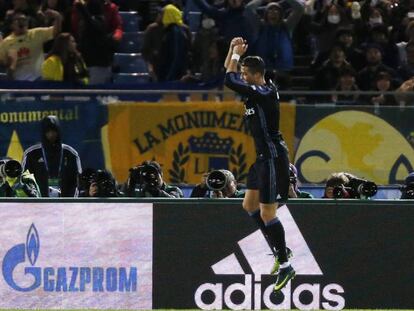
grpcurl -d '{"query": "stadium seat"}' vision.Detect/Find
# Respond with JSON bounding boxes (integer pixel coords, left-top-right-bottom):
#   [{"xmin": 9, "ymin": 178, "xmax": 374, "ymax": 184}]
[
  {"xmin": 113, "ymin": 73, "xmax": 151, "ymax": 84},
  {"xmin": 187, "ymin": 11, "xmax": 201, "ymax": 32},
  {"xmin": 119, "ymin": 11, "xmax": 141, "ymax": 32},
  {"xmin": 113, "ymin": 53, "xmax": 148, "ymax": 73},
  {"xmin": 118, "ymin": 32, "xmax": 143, "ymax": 53}
]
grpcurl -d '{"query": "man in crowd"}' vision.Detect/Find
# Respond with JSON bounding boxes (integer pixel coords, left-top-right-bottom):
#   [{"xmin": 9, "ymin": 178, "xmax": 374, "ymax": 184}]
[{"xmin": 0, "ymin": 9, "xmax": 62, "ymax": 80}]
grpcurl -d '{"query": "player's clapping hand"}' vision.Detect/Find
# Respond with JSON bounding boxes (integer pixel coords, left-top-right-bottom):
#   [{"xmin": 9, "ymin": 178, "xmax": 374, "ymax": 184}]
[
  {"xmin": 230, "ymin": 37, "xmax": 245, "ymax": 49},
  {"xmin": 233, "ymin": 41, "xmax": 248, "ymax": 56}
]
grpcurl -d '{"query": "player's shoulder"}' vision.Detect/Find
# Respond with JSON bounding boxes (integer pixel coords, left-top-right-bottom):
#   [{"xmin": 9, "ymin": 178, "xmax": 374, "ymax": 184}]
[{"xmin": 252, "ymin": 82, "xmax": 278, "ymax": 95}]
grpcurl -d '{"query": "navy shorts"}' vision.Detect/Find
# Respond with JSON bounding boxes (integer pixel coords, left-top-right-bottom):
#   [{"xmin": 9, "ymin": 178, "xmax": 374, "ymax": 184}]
[{"xmin": 246, "ymin": 141, "xmax": 290, "ymax": 204}]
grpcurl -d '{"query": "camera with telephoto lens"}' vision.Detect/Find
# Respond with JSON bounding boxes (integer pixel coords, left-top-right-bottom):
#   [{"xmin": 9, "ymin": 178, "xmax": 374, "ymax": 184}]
[
  {"xmin": 206, "ymin": 170, "xmax": 230, "ymax": 192},
  {"xmin": 91, "ymin": 170, "xmax": 117, "ymax": 197},
  {"xmin": 401, "ymin": 183, "xmax": 414, "ymax": 199},
  {"xmin": 0, "ymin": 160, "xmax": 22, "ymax": 179},
  {"xmin": 129, "ymin": 164, "xmax": 160, "ymax": 189},
  {"xmin": 333, "ymin": 175, "xmax": 377, "ymax": 199}
]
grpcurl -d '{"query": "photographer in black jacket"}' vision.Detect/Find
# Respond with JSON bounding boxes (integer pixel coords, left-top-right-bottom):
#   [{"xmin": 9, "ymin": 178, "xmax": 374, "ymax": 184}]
[
  {"xmin": 323, "ymin": 172, "xmax": 377, "ymax": 199},
  {"xmin": 400, "ymin": 172, "xmax": 414, "ymax": 199},
  {"xmin": 0, "ymin": 158, "xmax": 41, "ymax": 197},
  {"xmin": 125, "ymin": 160, "xmax": 183, "ymax": 198},
  {"xmin": 88, "ymin": 169, "xmax": 120, "ymax": 197},
  {"xmin": 22, "ymin": 115, "xmax": 82, "ymax": 197},
  {"xmin": 190, "ymin": 169, "xmax": 245, "ymax": 198}
]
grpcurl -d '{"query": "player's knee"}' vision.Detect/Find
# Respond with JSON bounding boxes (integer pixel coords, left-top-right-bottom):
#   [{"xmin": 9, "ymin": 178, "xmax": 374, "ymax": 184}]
[
  {"xmin": 242, "ymin": 200, "xmax": 257, "ymax": 212},
  {"xmin": 260, "ymin": 209, "xmax": 274, "ymax": 223}
]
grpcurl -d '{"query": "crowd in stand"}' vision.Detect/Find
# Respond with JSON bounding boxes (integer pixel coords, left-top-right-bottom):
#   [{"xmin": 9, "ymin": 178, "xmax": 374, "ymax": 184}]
[{"xmin": 0, "ymin": 0, "xmax": 414, "ymax": 104}]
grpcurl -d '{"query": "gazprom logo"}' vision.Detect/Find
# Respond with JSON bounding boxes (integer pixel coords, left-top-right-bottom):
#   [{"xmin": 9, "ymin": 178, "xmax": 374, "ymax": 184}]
[{"xmin": 2, "ymin": 224, "xmax": 137, "ymax": 293}]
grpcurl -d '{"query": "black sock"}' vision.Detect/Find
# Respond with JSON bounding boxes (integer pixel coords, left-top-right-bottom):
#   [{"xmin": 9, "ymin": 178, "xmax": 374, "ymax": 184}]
[
  {"xmin": 264, "ymin": 217, "xmax": 288, "ymax": 263},
  {"xmin": 249, "ymin": 210, "xmax": 277, "ymax": 256}
]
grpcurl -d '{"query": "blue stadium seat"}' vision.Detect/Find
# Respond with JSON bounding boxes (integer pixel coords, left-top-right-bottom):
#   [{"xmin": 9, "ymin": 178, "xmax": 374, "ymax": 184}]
[
  {"xmin": 113, "ymin": 73, "xmax": 151, "ymax": 84},
  {"xmin": 120, "ymin": 11, "xmax": 141, "ymax": 32},
  {"xmin": 118, "ymin": 32, "xmax": 143, "ymax": 53},
  {"xmin": 187, "ymin": 11, "xmax": 201, "ymax": 32},
  {"xmin": 114, "ymin": 53, "xmax": 148, "ymax": 73}
]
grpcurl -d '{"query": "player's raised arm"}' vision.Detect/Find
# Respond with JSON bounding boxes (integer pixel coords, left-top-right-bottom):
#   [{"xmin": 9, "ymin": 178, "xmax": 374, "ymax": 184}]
[
  {"xmin": 224, "ymin": 38, "xmax": 257, "ymax": 96},
  {"xmin": 226, "ymin": 39, "xmax": 248, "ymax": 73},
  {"xmin": 224, "ymin": 37, "xmax": 244, "ymax": 70}
]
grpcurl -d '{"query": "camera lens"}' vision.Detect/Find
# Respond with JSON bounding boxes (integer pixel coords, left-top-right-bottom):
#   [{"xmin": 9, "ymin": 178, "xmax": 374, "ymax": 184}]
[
  {"xmin": 1, "ymin": 160, "xmax": 22, "ymax": 178},
  {"xmin": 206, "ymin": 170, "xmax": 227, "ymax": 191}
]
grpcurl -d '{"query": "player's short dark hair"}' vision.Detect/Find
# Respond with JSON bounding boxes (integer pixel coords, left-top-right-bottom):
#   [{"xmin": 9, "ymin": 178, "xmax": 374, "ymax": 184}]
[{"xmin": 241, "ymin": 56, "xmax": 265, "ymax": 76}]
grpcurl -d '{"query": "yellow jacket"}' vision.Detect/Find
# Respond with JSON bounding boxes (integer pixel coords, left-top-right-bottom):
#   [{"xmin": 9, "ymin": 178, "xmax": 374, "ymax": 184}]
[{"xmin": 42, "ymin": 55, "xmax": 88, "ymax": 84}]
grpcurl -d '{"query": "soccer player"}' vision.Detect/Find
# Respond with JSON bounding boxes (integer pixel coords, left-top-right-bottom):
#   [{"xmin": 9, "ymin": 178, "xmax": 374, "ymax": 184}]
[{"xmin": 224, "ymin": 37, "xmax": 294, "ymax": 291}]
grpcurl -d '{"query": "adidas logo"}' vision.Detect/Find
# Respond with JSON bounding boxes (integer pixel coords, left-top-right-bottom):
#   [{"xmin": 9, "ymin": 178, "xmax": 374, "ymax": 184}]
[
  {"xmin": 194, "ymin": 205, "xmax": 345, "ymax": 310},
  {"xmin": 212, "ymin": 205, "xmax": 322, "ymax": 277}
]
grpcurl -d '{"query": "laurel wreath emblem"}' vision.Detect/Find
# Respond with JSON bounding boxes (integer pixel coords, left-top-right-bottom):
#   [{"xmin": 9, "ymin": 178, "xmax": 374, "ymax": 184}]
[
  {"xmin": 230, "ymin": 143, "xmax": 248, "ymax": 182},
  {"xmin": 169, "ymin": 142, "xmax": 190, "ymax": 184}
]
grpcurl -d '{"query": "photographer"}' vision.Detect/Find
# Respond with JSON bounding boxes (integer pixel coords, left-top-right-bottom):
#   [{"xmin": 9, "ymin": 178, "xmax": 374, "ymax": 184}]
[
  {"xmin": 288, "ymin": 164, "xmax": 313, "ymax": 198},
  {"xmin": 0, "ymin": 158, "xmax": 41, "ymax": 197},
  {"xmin": 190, "ymin": 169, "xmax": 245, "ymax": 198},
  {"xmin": 126, "ymin": 161, "xmax": 183, "ymax": 198},
  {"xmin": 87, "ymin": 169, "xmax": 119, "ymax": 197},
  {"xmin": 323, "ymin": 172, "xmax": 377, "ymax": 199},
  {"xmin": 77, "ymin": 168, "xmax": 97, "ymax": 197},
  {"xmin": 400, "ymin": 172, "xmax": 414, "ymax": 199}
]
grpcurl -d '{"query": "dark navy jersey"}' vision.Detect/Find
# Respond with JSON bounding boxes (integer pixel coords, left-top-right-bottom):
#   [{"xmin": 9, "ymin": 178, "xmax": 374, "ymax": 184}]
[{"xmin": 224, "ymin": 71, "xmax": 282, "ymax": 158}]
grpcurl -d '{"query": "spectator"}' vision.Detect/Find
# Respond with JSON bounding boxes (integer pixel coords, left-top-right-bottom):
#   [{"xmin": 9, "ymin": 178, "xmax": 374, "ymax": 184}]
[
  {"xmin": 248, "ymin": 0, "xmax": 304, "ymax": 89},
  {"xmin": 357, "ymin": 44, "xmax": 399, "ymax": 91},
  {"xmin": 193, "ymin": 0, "xmax": 258, "ymax": 46},
  {"xmin": 309, "ymin": 3, "xmax": 351, "ymax": 69},
  {"xmin": 335, "ymin": 27, "xmax": 365, "ymax": 71},
  {"xmin": 0, "ymin": 158, "xmax": 41, "ymax": 197},
  {"xmin": 367, "ymin": 71, "xmax": 398, "ymax": 106},
  {"xmin": 128, "ymin": 160, "xmax": 183, "ymax": 198},
  {"xmin": 155, "ymin": 4, "xmax": 191, "ymax": 82},
  {"xmin": 398, "ymin": 41, "xmax": 414, "ymax": 81},
  {"xmin": 22, "ymin": 115, "xmax": 82, "ymax": 197},
  {"xmin": 72, "ymin": 0, "xmax": 123, "ymax": 84},
  {"xmin": 190, "ymin": 14, "xmax": 224, "ymax": 83},
  {"xmin": 0, "ymin": 9, "xmax": 62, "ymax": 81},
  {"xmin": 2, "ymin": 0, "xmax": 46, "ymax": 37},
  {"xmin": 190, "ymin": 170, "xmax": 245, "ymax": 198},
  {"xmin": 331, "ymin": 66, "xmax": 360, "ymax": 105},
  {"xmin": 356, "ymin": 6, "xmax": 386, "ymax": 43},
  {"xmin": 395, "ymin": 76, "xmax": 414, "ymax": 105},
  {"xmin": 313, "ymin": 44, "xmax": 354, "ymax": 91},
  {"xmin": 142, "ymin": 7, "xmax": 163, "ymax": 81},
  {"xmin": 367, "ymin": 24, "xmax": 399, "ymax": 69},
  {"xmin": 396, "ymin": 20, "xmax": 414, "ymax": 66},
  {"xmin": 40, "ymin": 0, "xmax": 72, "ymax": 33},
  {"xmin": 42, "ymin": 32, "xmax": 89, "ymax": 84}
]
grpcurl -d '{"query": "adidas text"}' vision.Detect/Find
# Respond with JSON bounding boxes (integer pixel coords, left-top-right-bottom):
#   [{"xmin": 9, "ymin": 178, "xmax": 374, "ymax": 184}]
[{"xmin": 194, "ymin": 275, "xmax": 345, "ymax": 310}]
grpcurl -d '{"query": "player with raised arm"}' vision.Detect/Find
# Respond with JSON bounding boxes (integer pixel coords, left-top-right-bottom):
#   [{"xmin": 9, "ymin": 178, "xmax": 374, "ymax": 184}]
[{"xmin": 224, "ymin": 37, "xmax": 294, "ymax": 292}]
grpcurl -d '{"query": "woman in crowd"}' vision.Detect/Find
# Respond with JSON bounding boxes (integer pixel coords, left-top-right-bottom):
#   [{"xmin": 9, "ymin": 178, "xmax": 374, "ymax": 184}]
[{"xmin": 41, "ymin": 32, "xmax": 89, "ymax": 84}]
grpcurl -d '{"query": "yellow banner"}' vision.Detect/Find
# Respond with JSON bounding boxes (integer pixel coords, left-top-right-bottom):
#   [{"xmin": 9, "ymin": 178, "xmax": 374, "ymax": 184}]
[{"xmin": 107, "ymin": 101, "xmax": 296, "ymax": 184}]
